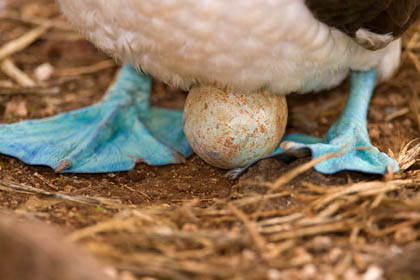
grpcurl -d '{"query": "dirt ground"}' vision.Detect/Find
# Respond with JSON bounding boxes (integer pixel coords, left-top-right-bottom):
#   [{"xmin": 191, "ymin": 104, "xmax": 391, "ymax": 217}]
[{"xmin": 1, "ymin": 1, "xmax": 420, "ymax": 280}]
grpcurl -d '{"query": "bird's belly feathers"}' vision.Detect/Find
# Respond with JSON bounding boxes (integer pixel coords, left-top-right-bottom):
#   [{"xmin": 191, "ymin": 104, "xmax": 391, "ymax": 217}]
[{"xmin": 57, "ymin": 0, "xmax": 401, "ymax": 94}]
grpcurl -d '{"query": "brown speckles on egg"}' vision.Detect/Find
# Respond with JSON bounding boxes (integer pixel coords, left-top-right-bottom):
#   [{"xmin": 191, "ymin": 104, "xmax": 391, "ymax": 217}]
[
  {"xmin": 224, "ymin": 136, "xmax": 235, "ymax": 148},
  {"xmin": 183, "ymin": 86, "xmax": 287, "ymax": 169}
]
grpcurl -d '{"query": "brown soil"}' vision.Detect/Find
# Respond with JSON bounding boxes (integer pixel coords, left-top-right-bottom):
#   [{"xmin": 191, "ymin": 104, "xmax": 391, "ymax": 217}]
[{"xmin": 1, "ymin": 1, "xmax": 420, "ymax": 280}]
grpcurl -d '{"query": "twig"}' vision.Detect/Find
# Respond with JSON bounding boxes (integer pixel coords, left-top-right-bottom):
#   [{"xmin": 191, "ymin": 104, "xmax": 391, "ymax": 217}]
[
  {"xmin": 228, "ymin": 203, "xmax": 267, "ymax": 253},
  {"xmin": 33, "ymin": 172, "xmax": 59, "ymax": 191},
  {"xmin": 0, "ymin": 25, "xmax": 50, "ymax": 61},
  {"xmin": 312, "ymin": 179, "xmax": 417, "ymax": 211},
  {"xmin": 0, "ymin": 58, "xmax": 35, "ymax": 87},
  {"xmin": 66, "ymin": 218, "xmax": 138, "ymax": 243},
  {"xmin": 56, "ymin": 60, "xmax": 117, "ymax": 77},
  {"xmin": 408, "ymin": 83, "xmax": 420, "ymax": 131},
  {"xmin": 0, "ymin": 85, "xmax": 59, "ymax": 95},
  {"xmin": 366, "ymin": 220, "xmax": 419, "ymax": 237},
  {"xmin": 0, "ymin": 14, "xmax": 72, "ymax": 31},
  {"xmin": 408, "ymin": 51, "xmax": 420, "ymax": 75},
  {"xmin": 258, "ymin": 213, "xmax": 304, "ymax": 227},
  {"xmin": 384, "ymin": 107, "xmax": 410, "ymax": 122},
  {"xmin": 271, "ymin": 150, "xmax": 351, "ymax": 190},
  {"xmin": 267, "ymin": 220, "xmax": 355, "ymax": 241},
  {"xmin": 0, "ymin": 179, "xmax": 121, "ymax": 209},
  {"xmin": 231, "ymin": 191, "xmax": 291, "ymax": 207},
  {"xmin": 397, "ymin": 138, "xmax": 420, "ymax": 171},
  {"xmin": 234, "ymin": 151, "xmax": 349, "ymax": 193}
]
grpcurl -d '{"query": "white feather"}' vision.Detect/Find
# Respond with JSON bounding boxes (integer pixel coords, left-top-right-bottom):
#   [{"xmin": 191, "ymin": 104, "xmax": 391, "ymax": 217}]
[{"xmin": 57, "ymin": 0, "xmax": 401, "ymax": 95}]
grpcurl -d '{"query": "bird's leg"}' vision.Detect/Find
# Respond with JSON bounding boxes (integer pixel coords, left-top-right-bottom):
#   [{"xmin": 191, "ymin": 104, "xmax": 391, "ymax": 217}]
[
  {"xmin": 0, "ymin": 65, "xmax": 192, "ymax": 172},
  {"xmin": 229, "ymin": 70, "xmax": 399, "ymax": 178}
]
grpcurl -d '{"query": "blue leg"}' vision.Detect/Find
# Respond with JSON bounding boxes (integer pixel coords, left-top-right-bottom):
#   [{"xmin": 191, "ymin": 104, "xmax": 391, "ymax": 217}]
[
  {"xmin": 0, "ymin": 65, "xmax": 192, "ymax": 172},
  {"xmin": 229, "ymin": 70, "xmax": 399, "ymax": 178}
]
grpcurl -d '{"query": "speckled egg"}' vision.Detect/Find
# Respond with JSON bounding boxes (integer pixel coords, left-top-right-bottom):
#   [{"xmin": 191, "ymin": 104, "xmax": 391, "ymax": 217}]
[{"xmin": 183, "ymin": 86, "xmax": 287, "ymax": 169}]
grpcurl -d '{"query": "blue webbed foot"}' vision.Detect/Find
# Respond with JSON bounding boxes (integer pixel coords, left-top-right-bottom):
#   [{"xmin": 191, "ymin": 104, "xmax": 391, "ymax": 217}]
[
  {"xmin": 279, "ymin": 70, "xmax": 399, "ymax": 174},
  {"xmin": 0, "ymin": 65, "xmax": 193, "ymax": 172},
  {"xmin": 229, "ymin": 70, "xmax": 399, "ymax": 178}
]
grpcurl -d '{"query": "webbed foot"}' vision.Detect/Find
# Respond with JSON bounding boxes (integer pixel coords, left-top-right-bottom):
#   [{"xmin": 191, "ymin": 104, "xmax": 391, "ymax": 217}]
[
  {"xmin": 0, "ymin": 65, "xmax": 192, "ymax": 172},
  {"xmin": 229, "ymin": 70, "xmax": 399, "ymax": 178}
]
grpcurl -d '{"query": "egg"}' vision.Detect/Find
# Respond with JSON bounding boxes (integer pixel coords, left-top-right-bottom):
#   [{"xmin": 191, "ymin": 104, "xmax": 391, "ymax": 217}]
[{"xmin": 183, "ymin": 86, "xmax": 287, "ymax": 169}]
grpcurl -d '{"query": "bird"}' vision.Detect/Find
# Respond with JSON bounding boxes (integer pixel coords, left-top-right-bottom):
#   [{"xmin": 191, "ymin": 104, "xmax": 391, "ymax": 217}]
[{"xmin": 0, "ymin": 0, "xmax": 418, "ymax": 174}]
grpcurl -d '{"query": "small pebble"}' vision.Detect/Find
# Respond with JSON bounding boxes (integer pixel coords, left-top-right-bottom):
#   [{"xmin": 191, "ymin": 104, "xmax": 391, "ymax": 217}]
[
  {"xmin": 127, "ymin": 170, "xmax": 145, "ymax": 181},
  {"xmin": 103, "ymin": 266, "xmax": 118, "ymax": 278},
  {"xmin": 324, "ymin": 272, "xmax": 337, "ymax": 280},
  {"xmin": 403, "ymin": 118, "xmax": 412, "ymax": 127},
  {"xmin": 267, "ymin": 269, "xmax": 282, "ymax": 280},
  {"xmin": 328, "ymin": 248, "xmax": 343, "ymax": 263},
  {"xmin": 242, "ymin": 249, "xmax": 256, "ymax": 261},
  {"xmin": 34, "ymin": 63, "xmax": 55, "ymax": 81},
  {"xmin": 310, "ymin": 236, "xmax": 332, "ymax": 251},
  {"xmin": 5, "ymin": 99, "xmax": 28, "ymax": 118},
  {"xmin": 181, "ymin": 223, "xmax": 198, "ymax": 232},
  {"xmin": 362, "ymin": 265, "xmax": 383, "ymax": 280},
  {"xmin": 344, "ymin": 268, "xmax": 358, "ymax": 280},
  {"xmin": 292, "ymin": 247, "xmax": 313, "ymax": 265},
  {"xmin": 176, "ymin": 184, "xmax": 191, "ymax": 192},
  {"xmin": 302, "ymin": 264, "xmax": 317, "ymax": 279},
  {"xmin": 63, "ymin": 185, "xmax": 74, "ymax": 193},
  {"xmin": 369, "ymin": 127, "xmax": 380, "ymax": 139}
]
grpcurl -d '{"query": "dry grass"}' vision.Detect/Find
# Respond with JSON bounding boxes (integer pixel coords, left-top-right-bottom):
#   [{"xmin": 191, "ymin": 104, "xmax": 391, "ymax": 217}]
[{"xmin": 58, "ymin": 170, "xmax": 420, "ymax": 280}]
